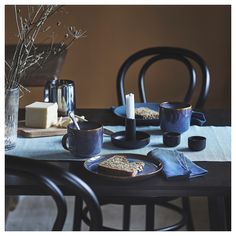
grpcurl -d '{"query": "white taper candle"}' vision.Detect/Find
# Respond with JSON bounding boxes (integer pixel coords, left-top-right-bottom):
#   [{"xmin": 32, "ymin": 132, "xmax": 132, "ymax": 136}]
[{"xmin": 126, "ymin": 93, "xmax": 135, "ymax": 119}]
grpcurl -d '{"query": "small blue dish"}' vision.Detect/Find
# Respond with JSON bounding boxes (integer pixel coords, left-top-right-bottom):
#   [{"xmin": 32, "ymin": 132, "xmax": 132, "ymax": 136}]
[{"xmin": 113, "ymin": 102, "xmax": 160, "ymax": 126}]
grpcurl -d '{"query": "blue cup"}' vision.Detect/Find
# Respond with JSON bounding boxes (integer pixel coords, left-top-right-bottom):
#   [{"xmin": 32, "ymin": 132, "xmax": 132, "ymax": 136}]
[
  {"xmin": 159, "ymin": 102, "xmax": 206, "ymax": 134},
  {"xmin": 62, "ymin": 121, "xmax": 103, "ymax": 158}
]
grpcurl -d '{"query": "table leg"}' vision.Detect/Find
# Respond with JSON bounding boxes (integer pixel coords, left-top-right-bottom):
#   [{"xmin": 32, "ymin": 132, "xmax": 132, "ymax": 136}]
[
  {"xmin": 182, "ymin": 197, "xmax": 194, "ymax": 230},
  {"xmin": 225, "ymin": 195, "xmax": 231, "ymax": 230},
  {"xmin": 145, "ymin": 203, "xmax": 155, "ymax": 230},
  {"xmin": 208, "ymin": 196, "xmax": 227, "ymax": 231}
]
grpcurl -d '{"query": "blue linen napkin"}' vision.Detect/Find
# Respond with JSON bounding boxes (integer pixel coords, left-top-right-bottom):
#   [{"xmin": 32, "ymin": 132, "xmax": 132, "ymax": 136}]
[{"xmin": 147, "ymin": 148, "xmax": 208, "ymax": 180}]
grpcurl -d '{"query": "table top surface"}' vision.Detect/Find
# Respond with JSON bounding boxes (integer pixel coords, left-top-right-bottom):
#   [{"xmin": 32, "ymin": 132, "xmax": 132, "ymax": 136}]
[{"xmin": 6, "ymin": 108, "xmax": 231, "ymax": 198}]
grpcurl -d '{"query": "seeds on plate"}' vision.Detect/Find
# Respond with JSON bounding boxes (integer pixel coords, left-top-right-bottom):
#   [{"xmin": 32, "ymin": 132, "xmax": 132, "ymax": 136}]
[{"xmin": 135, "ymin": 107, "xmax": 159, "ymax": 119}]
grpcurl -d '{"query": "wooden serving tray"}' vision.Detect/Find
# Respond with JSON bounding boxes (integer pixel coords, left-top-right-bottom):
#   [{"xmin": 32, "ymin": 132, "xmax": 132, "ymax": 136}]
[{"xmin": 18, "ymin": 121, "xmax": 67, "ymax": 138}]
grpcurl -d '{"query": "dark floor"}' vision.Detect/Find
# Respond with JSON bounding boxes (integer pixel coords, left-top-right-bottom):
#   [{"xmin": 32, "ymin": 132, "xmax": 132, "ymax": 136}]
[{"xmin": 5, "ymin": 196, "xmax": 209, "ymax": 231}]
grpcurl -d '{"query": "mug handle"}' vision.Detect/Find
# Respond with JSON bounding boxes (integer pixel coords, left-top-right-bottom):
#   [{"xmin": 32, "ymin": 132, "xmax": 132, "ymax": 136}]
[
  {"xmin": 62, "ymin": 134, "xmax": 69, "ymax": 150},
  {"xmin": 191, "ymin": 111, "xmax": 206, "ymax": 126}
]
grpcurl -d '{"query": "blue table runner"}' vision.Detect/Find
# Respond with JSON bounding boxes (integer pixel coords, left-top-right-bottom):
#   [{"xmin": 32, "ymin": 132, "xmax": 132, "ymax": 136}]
[{"xmin": 6, "ymin": 126, "xmax": 231, "ymax": 162}]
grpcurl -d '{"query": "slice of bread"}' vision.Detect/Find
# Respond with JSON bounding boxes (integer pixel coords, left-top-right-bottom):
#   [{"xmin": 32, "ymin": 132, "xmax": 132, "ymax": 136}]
[{"xmin": 98, "ymin": 155, "xmax": 145, "ymax": 177}]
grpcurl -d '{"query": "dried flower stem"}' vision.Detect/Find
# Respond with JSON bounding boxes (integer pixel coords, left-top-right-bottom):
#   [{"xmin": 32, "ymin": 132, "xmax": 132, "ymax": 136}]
[{"xmin": 5, "ymin": 5, "xmax": 85, "ymax": 91}]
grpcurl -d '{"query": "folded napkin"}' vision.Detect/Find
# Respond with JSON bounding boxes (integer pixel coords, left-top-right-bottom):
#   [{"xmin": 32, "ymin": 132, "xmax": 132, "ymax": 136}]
[{"xmin": 147, "ymin": 148, "xmax": 208, "ymax": 180}]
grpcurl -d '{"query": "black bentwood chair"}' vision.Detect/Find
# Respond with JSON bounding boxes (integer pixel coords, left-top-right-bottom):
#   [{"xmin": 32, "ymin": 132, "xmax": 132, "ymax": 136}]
[
  {"xmin": 117, "ymin": 46, "xmax": 210, "ymax": 109},
  {"xmin": 115, "ymin": 47, "xmax": 210, "ymax": 230},
  {"xmin": 73, "ymin": 47, "xmax": 210, "ymax": 231},
  {"xmin": 5, "ymin": 155, "xmax": 102, "ymax": 231}
]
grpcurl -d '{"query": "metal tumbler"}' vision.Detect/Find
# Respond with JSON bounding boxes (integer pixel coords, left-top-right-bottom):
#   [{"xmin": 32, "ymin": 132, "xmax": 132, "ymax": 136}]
[{"xmin": 44, "ymin": 79, "xmax": 76, "ymax": 116}]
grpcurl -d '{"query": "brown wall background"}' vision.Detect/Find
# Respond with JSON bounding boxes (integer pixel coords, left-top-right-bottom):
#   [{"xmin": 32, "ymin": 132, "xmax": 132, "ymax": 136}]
[{"xmin": 5, "ymin": 5, "xmax": 231, "ymax": 109}]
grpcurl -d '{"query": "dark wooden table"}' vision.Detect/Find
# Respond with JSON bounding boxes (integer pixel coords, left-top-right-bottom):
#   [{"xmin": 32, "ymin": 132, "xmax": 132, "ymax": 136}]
[{"xmin": 6, "ymin": 108, "xmax": 231, "ymax": 231}]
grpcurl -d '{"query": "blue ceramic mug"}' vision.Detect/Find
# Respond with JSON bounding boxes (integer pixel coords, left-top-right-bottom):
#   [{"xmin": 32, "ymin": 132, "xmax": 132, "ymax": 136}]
[
  {"xmin": 159, "ymin": 102, "xmax": 206, "ymax": 133},
  {"xmin": 62, "ymin": 121, "xmax": 103, "ymax": 158}
]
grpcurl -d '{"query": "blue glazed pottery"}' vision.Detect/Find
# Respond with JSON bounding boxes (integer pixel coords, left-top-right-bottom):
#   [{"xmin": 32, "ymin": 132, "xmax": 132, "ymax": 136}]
[
  {"xmin": 163, "ymin": 132, "xmax": 181, "ymax": 147},
  {"xmin": 62, "ymin": 121, "xmax": 103, "ymax": 158},
  {"xmin": 188, "ymin": 136, "xmax": 206, "ymax": 151},
  {"xmin": 159, "ymin": 102, "xmax": 198, "ymax": 133}
]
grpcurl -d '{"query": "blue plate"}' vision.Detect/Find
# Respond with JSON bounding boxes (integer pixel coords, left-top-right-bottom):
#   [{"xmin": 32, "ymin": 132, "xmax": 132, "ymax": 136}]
[
  {"xmin": 113, "ymin": 102, "xmax": 160, "ymax": 126},
  {"xmin": 84, "ymin": 153, "xmax": 163, "ymax": 182}
]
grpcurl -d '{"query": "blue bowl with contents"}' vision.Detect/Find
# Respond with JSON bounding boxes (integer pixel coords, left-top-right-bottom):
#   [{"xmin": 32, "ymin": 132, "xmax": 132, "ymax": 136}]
[{"xmin": 113, "ymin": 103, "xmax": 160, "ymax": 126}]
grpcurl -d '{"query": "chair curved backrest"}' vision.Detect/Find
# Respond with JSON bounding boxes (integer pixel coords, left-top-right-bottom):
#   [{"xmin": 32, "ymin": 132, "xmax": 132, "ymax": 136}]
[
  {"xmin": 117, "ymin": 47, "xmax": 210, "ymax": 109},
  {"xmin": 5, "ymin": 155, "xmax": 102, "ymax": 231}
]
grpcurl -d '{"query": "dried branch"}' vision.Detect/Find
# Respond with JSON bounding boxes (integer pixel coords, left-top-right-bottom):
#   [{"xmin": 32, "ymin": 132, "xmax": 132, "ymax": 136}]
[{"xmin": 5, "ymin": 5, "xmax": 85, "ymax": 90}]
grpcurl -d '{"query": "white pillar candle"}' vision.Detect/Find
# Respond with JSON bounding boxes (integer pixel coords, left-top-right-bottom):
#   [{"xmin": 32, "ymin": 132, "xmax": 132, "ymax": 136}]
[{"xmin": 126, "ymin": 93, "xmax": 135, "ymax": 119}]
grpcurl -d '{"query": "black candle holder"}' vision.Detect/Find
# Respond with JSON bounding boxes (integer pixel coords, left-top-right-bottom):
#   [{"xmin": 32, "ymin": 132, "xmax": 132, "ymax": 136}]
[
  {"xmin": 111, "ymin": 118, "xmax": 150, "ymax": 149},
  {"xmin": 125, "ymin": 118, "xmax": 136, "ymax": 141}
]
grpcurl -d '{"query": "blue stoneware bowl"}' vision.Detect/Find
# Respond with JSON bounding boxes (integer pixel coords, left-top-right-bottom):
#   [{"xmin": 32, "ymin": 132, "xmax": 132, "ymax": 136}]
[{"xmin": 62, "ymin": 122, "xmax": 103, "ymax": 159}]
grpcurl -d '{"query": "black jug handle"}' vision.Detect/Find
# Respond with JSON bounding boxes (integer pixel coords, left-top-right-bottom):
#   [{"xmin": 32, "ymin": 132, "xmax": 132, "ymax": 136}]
[
  {"xmin": 43, "ymin": 80, "xmax": 51, "ymax": 102},
  {"xmin": 191, "ymin": 111, "xmax": 206, "ymax": 126}
]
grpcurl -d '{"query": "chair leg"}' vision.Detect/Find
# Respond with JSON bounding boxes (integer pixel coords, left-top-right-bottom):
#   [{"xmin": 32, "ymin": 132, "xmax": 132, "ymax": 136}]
[
  {"xmin": 224, "ymin": 195, "xmax": 231, "ymax": 230},
  {"xmin": 73, "ymin": 196, "xmax": 83, "ymax": 231},
  {"xmin": 208, "ymin": 196, "xmax": 227, "ymax": 231},
  {"xmin": 145, "ymin": 203, "xmax": 155, "ymax": 231},
  {"xmin": 182, "ymin": 197, "xmax": 194, "ymax": 230},
  {"xmin": 122, "ymin": 204, "xmax": 131, "ymax": 230}
]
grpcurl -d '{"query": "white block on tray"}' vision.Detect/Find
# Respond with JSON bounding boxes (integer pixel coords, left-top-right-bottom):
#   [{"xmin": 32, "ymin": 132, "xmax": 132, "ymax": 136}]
[{"xmin": 25, "ymin": 102, "xmax": 58, "ymax": 129}]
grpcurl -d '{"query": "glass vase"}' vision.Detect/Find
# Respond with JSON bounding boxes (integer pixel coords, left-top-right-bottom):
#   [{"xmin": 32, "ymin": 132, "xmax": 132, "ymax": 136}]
[{"xmin": 5, "ymin": 87, "xmax": 19, "ymax": 151}]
